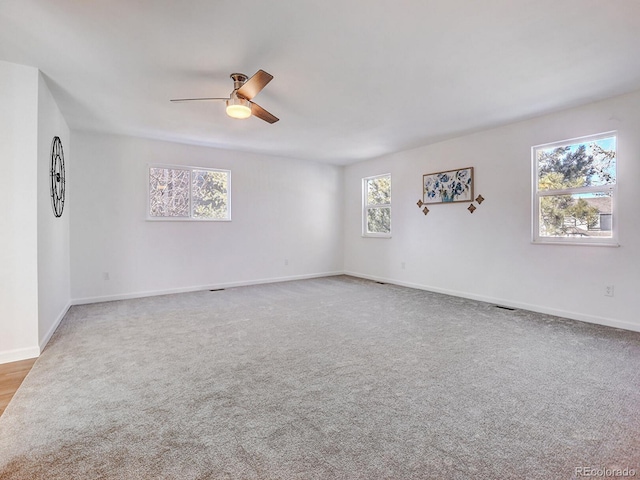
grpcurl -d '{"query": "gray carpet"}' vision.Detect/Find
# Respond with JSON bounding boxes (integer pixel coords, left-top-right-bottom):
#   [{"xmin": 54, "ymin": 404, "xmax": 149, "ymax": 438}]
[{"xmin": 0, "ymin": 275, "xmax": 639, "ymax": 479}]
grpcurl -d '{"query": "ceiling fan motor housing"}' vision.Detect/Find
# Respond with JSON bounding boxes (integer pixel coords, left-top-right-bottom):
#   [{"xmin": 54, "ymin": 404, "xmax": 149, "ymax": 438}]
[
  {"xmin": 230, "ymin": 73, "xmax": 248, "ymax": 94},
  {"xmin": 226, "ymin": 74, "xmax": 252, "ymax": 119}
]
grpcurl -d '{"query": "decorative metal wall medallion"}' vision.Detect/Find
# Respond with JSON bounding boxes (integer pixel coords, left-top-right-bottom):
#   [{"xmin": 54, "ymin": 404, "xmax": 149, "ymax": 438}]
[
  {"xmin": 475, "ymin": 194, "xmax": 484, "ymax": 204},
  {"xmin": 467, "ymin": 204, "xmax": 476, "ymax": 213},
  {"xmin": 416, "ymin": 199, "xmax": 424, "ymax": 208},
  {"xmin": 50, "ymin": 136, "xmax": 65, "ymax": 217},
  {"xmin": 422, "ymin": 206, "xmax": 430, "ymax": 215}
]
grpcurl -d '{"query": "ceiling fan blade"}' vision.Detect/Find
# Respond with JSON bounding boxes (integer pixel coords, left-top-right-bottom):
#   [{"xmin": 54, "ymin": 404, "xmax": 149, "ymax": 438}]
[
  {"xmin": 237, "ymin": 70, "xmax": 273, "ymax": 100},
  {"xmin": 250, "ymin": 101, "xmax": 279, "ymax": 124},
  {"xmin": 170, "ymin": 97, "xmax": 228, "ymax": 102}
]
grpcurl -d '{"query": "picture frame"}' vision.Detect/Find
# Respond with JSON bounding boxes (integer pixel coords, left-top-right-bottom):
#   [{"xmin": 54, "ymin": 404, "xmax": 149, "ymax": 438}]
[{"xmin": 423, "ymin": 167, "xmax": 474, "ymax": 204}]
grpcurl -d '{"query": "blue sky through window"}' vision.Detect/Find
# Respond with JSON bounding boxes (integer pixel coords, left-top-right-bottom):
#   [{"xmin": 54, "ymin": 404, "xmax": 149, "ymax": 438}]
[{"xmin": 537, "ymin": 135, "xmax": 616, "ymax": 187}]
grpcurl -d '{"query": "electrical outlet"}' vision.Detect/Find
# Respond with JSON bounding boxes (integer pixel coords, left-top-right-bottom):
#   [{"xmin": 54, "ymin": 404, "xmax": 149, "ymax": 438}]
[
  {"xmin": 605, "ymin": 285, "xmax": 614, "ymax": 297},
  {"xmin": 103, "ymin": 272, "xmax": 110, "ymax": 281}
]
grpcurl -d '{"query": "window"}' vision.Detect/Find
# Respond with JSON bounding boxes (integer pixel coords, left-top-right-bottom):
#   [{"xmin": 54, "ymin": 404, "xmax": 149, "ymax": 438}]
[
  {"xmin": 363, "ymin": 174, "xmax": 391, "ymax": 237},
  {"xmin": 532, "ymin": 132, "xmax": 617, "ymax": 245},
  {"xmin": 148, "ymin": 165, "xmax": 231, "ymax": 221}
]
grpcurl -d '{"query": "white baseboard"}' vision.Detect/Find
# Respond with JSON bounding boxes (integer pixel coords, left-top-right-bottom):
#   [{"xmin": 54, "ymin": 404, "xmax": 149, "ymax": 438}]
[
  {"xmin": 0, "ymin": 346, "xmax": 40, "ymax": 365},
  {"xmin": 344, "ymin": 271, "xmax": 640, "ymax": 334},
  {"xmin": 72, "ymin": 271, "xmax": 345, "ymax": 305},
  {"xmin": 39, "ymin": 301, "xmax": 71, "ymax": 352},
  {"xmin": 0, "ymin": 301, "xmax": 73, "ymax": 365}
]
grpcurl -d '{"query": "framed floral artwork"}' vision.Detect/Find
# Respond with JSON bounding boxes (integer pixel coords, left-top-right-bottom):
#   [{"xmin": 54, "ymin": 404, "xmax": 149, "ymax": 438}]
[{"xmin": 423, "ymin": 167, "xmax": 474, "ymax": 204}]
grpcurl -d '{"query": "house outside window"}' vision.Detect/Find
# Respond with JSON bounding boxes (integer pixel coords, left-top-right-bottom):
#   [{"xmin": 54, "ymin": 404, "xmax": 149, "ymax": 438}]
[
  {"xmin": 532, "ymin": 132, "xmax": 617, "ymax": 245},
  {"xmin": 363, "ymin": 174, "xmax": 391, "ymax": 237}
]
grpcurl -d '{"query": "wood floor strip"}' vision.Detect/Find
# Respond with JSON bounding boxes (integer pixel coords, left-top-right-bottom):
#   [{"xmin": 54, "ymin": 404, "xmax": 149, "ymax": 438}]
[{"xmin": 0, "ymin": 358, "xmax": 37, "ymax": 418}]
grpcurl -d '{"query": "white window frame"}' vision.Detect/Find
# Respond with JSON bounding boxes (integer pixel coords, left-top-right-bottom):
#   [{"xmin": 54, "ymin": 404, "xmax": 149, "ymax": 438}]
[
  {"xmin": 147, "ymin": 164, "xmax": 231, "ymax": 221},
  {"xmin": 362, "ymin": 173, "xmax": 392, "ymax": 238},
  {"xmin": 531, "ymin": 132, "xmax": 618, "ymax": 246}
]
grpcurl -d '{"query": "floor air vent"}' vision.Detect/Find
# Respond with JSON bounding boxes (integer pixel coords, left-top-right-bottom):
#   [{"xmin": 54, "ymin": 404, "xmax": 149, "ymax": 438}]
[
  {"xmin": 494, "ymin": 305, "xmax": 516, "ymax": 311},
  {"xmin": 375, "ymin": 282, "xmax": 386, "ymax": 285},
  {"xmin": 209, "ymin": 289, "xmax": 225, "ymax": 292}
]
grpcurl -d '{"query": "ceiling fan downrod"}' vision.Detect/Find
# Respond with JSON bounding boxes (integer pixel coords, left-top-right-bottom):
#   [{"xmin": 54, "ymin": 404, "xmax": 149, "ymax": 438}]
[{"xmin": 230, "ymin": 73, "xmax": 248, "ymax": 94}]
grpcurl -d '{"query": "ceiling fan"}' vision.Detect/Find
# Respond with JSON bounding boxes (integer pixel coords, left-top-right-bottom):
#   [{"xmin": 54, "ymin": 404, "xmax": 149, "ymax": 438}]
[{"xmin": 171, "ymin": 70, "xmax": 279, "ymax": 123}]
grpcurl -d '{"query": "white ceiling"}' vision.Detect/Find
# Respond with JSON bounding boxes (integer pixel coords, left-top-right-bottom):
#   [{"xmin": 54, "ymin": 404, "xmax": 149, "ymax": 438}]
[{"xmin": 2, "ymin": 1, "xmax": 640, "ymax": 165}]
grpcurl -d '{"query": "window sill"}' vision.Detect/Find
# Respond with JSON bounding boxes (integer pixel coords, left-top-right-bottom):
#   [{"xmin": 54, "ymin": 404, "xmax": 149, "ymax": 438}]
[
  {"xmin": 532, "ymin": 239, "xmax": 619, "ymax": 247},
  {"xmin": 146, "ymin": 217, "xmax": 232, "ymax": 222}
]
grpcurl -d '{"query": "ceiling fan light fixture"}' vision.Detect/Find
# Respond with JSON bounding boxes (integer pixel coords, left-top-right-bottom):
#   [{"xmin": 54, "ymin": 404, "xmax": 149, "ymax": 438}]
[{"xmin": 226, "ymin": 95, "xmax": 252, "ymax": 119}]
